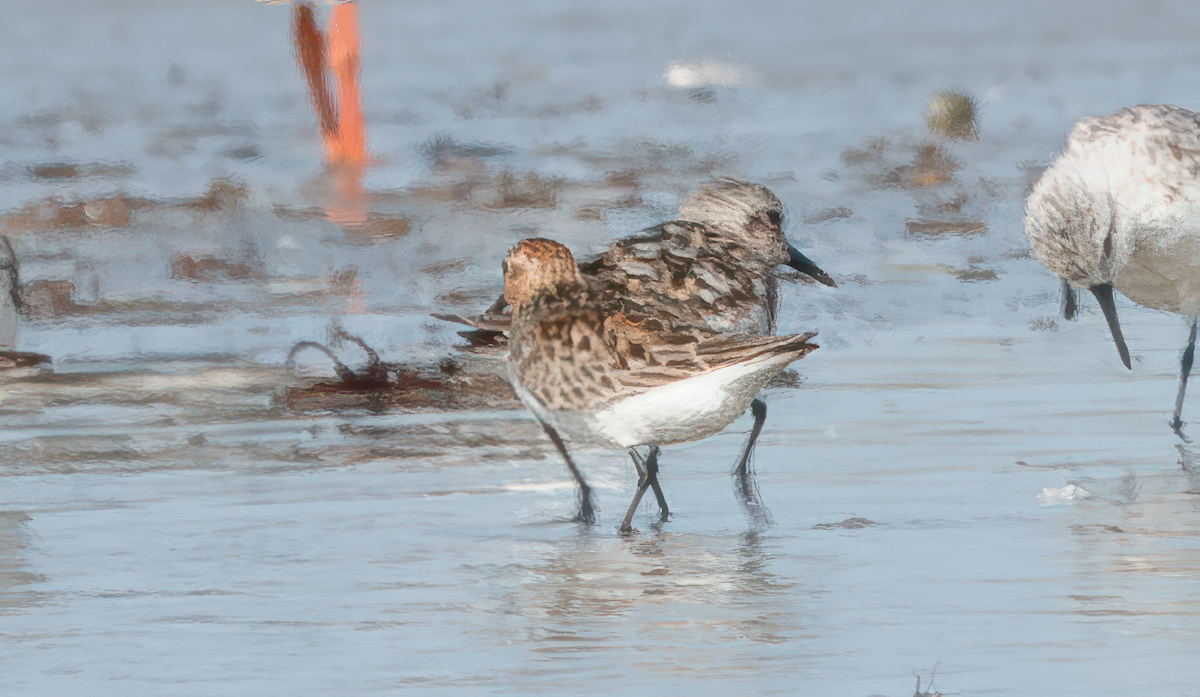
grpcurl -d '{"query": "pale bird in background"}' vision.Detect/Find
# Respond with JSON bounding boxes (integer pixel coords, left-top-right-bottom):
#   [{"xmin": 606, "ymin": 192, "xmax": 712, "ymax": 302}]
[{"xmin": 1025, "ymin": 103, "xmax": 1200, "ymax": 438}]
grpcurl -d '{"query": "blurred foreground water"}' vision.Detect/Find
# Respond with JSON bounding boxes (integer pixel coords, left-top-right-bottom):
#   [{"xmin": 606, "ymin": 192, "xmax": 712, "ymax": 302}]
[{"xmin": 4, "ymin": 1, "xmax": 1200, "ymax": 694}]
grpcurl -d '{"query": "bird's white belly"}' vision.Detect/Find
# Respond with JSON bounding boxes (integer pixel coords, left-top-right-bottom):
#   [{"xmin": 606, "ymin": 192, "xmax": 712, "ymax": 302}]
[
  {"xmin": 590, "ymin": 352, "xmax": 796, "ymax": 448},
  {"xmin": 1117, "ymin": 231, "xmax": 1200, "ymax": 316}
]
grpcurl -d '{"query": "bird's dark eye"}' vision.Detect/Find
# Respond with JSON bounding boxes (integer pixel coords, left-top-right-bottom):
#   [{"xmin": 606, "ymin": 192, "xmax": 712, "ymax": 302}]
[
  {"xmin": 767, "ymin": 210, "xmax": 782, "ymax": 227},
  {"xmin": 501, "ymin": 260, "xmax": 509, "ymax": 274}
]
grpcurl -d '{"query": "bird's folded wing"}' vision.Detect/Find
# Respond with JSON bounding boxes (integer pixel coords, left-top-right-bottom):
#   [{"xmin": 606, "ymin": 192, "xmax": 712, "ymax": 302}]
[
  {"xmin": 614, "ymin": 332, "xmax": 817, "ymax": 390},
  {"xmin": 695, "ymin": 331, "xmax": 818, "ymax": 367}
]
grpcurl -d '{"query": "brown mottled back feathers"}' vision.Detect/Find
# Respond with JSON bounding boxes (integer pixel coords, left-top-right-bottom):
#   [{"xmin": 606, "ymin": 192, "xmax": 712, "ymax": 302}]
[
  {"xmin": 508, "ymin": 290, "xmax": 626, "ymax": 411},
  {"xmin": 580, "ymin": 219, "xmax": 783, "ymax": 340},
  {"xmin": 509, "ymin": 279, "xmax": 817, "ymax": 412},
  {"xmin": 438, "ymin": 217, "xmax": 787, "ymax": 356}
]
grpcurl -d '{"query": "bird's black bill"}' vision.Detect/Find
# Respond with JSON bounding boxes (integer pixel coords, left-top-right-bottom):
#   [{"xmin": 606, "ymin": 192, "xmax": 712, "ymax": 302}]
[
  {"xmin": 785, "ymin": 245, "xmax": 837, "ymax": 287},
  {"xmin": 1089, "ymin": 282, "xmax": 1132, "ymax": 369},
  {"xmin": 1061, "ymin": 279, "xmax": 1078, "ymax": 321}
]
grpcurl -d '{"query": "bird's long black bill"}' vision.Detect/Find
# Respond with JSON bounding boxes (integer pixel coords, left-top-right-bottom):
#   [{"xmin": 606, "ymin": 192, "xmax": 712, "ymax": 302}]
[
  {"xmin": 785, "ymin": 245, "xmax": 837, "ymax": 287},
  {"xmin": 1089, "ymin": 282, "xmax": 1132, "ymax": 369}
]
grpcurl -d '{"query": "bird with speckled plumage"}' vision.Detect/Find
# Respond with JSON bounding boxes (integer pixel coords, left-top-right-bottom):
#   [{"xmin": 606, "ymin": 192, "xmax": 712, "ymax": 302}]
[{"xmin": 503, "ymin": 238, "xmax": 817, "ymax": 531}]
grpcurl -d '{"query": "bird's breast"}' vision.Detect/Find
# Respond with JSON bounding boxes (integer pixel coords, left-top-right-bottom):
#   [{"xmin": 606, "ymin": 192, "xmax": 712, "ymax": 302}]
[{"xmin": 1118, "ymin": 227, "xmax": 1200, "ymax": 316}]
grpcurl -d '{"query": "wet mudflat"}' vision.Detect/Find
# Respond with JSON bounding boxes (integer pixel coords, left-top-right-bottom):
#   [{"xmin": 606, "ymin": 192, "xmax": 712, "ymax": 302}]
[{"xmin": 5, "ymin": 1, "xmax": 1200, "ymax": 695}]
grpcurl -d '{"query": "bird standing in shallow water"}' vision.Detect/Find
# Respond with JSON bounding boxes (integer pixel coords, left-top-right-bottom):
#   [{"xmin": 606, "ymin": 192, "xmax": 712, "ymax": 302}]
[
  {"xmin": 0, "ymin": 234, "xmax": 51, "ymax": 374},
  {"xmin": 1025, "ymin": 103, "xmax": 1200, "ymax": 438},
  {"xmin": 438, "ymin": 178, "xmax": 833, "ymax": 527},
  {"xmin": 1, "ymin": 235, "xmax": 20, "ymax": 351},
  {"xmin": 503, "ymin": 238, "xmax": 817, "ymax": 531}
]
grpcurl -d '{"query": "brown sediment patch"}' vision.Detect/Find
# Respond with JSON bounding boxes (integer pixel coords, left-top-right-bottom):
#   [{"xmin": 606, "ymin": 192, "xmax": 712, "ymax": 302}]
[
  {"xmin": 170, "ymin": 254, "xmax": 264, "ymax": 283},
  {"xmin": 279, "ymin": 362, "xmax": 518, "ymax": 413},
  {"xmin": 338, "ymin": 214, "xmax": 412, "ymax": 244},
  {"xmin": 905, "ymin": 191, "xmax": 986, "ymax": 237},
  {"xmin": 905, "ymin": 219, "xmax": 986, "ymax": 236},
  {"xmin": 27, "ymin": 161, "xmax": 135, "ymax": 180},
  {"xmin": 842, "ymin": 137, "xmax": 963, "ymax": 189},
  {"xmin": 3, "ymin": 194, "xmax": 145, "ymax": 231},
  {"xmin": 280, "ymin": 330, "xmax": 519, "ymax": 414},
  {"xmin": 327, "ymin": 267, "xmax": 359, "ymax": 295},
  {"xmin": 894, "ymin": 142, "xmax": 961, "ymax": 188},
  {"xmin": 573, "ymin": 194, "xmax": 643, "ymax": 221},
  {"xmin": 419, "ymin": 258, "xmax": 471, "ymax": 277},
  {"xmin": 951, "ymin": 266, "xmax": 999, "ymax": 282},
  {"xmin": 18, "ymin": 280, "xmax": 81, "ymax": 317},
  {"xmin": 271, "ymin": 204, "xmax": 329, "ymax": 223},
  {"xmin": 2, "ymin": 178, "xmax": 252, "ymax": 234},
  {"xmin": 0, "ymin": 351, "xmax": 52, "ymax": 375},
  {"xmin": 604, "ymin": 170, "xmax": 641, "ymax": 189},
  {"xmin": 839, "ymin": 136, "xmax": 888, "ymax": 166},
  {"xmin": 184, "ymin": 178, "xmax": 250, "ymax": 212}
]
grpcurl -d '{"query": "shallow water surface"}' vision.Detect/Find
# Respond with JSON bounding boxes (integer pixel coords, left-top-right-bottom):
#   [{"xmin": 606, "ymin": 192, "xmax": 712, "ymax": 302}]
[{"xmin": 4, "ymin": 1, "xmax": 1200, "ymax": 695}]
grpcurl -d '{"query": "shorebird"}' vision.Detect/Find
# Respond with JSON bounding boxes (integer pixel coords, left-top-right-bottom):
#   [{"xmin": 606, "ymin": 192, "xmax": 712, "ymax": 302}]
[
  {"xmin": 503, "ymin": 238, "xmax": 817, "ymax": 531},
  {"xmin": 1, "ymin": 235, "xmax": 20, "ymax": 350},
  {"xmin": 436, "ymin": 178, "xmax": 833, "ymax": 525},
  {"xmin": 1025, "ymin": 103, "xmax": 1200, "ymax": 438},
  {"xmin": 0, "ymin": 234, "xmax": 51, "ymax": 374}
]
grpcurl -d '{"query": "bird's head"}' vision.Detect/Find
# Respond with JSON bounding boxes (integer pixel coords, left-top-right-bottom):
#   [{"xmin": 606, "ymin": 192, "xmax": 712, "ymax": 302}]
[
  {"xmin": 678, "ymin": 177, "xmax": 835, "ymax": 286},
  {"xmin": 502, "ymin": 238, "xmax": 582, "ymax": 309},
  {"xmin": 1025, "ymin": 161, "xmax": 1132, "ymax": 368}
]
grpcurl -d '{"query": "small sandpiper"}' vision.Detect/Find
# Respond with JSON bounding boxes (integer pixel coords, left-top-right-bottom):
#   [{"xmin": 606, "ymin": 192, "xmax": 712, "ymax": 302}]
[
  {"xmin": 0, "ymin": 235, "xmax": 51, "ymax": 375},
  {"xmin": 1025, "ymin": 103, "xmax": 1200, "ymax": 438},
  {"xmin": 437, "ymin": 178, "xmax": 832, "ymax": 526},
  {"xmin": 503, "ymin": 238, "xmax": 817, "ymax": 530}
]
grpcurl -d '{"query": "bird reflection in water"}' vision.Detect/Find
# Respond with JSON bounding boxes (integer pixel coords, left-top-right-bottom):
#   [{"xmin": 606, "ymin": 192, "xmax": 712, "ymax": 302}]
[
  {"xmin": 0, "ymin": 511, "xmax": 46, "ymax": 613},
  {"xmin": 495, "ymin": 529, "xmax": 801, "ymax": 660}
]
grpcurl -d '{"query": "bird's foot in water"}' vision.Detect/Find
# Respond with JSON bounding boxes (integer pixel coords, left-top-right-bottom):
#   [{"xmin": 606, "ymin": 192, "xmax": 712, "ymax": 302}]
[
  {"xmin": 1171, "ymin": 417, "xmax": 1192, "ymax": 443},
  {"xmin": 572, "ymin": 496, "xmax": 598, "ymax": 525}
]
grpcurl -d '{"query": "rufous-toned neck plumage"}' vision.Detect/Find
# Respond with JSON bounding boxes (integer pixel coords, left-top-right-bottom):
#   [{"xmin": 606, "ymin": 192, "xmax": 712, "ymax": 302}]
[{"xmin": 502, "ymin": 238, "xmax": 585, "ymax": 310}]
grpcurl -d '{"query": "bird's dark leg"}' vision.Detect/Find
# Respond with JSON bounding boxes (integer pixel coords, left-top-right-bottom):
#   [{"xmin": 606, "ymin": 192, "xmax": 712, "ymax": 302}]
[
  {"xmin": 732, "ymin": 398, "xmax": 773, "ymax": 525},
  {"xmin": 643, "ymin": 446, "xmax": 668, "ymax": 521},
  {"xmin": 732, "ymin": 399, "xmax": 767, "ymax": 488},
  {"xmin": 619, "ymin": 446, "xmax": 668, "ymax": 533},
  {"xmin": 619, "ymin": 450, "xmax": 650, "ymax": 533},
  {"xmin": 1061, "ymin": 279, "xmax": 1078, "ymax": 321},
  {"xmin": 540, "ymin": 422, "xmax": 596, "ymax": 524},
  {"xmin": 1171, "ymin": 320, "xmax": 1198, "ymax": 441}
]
